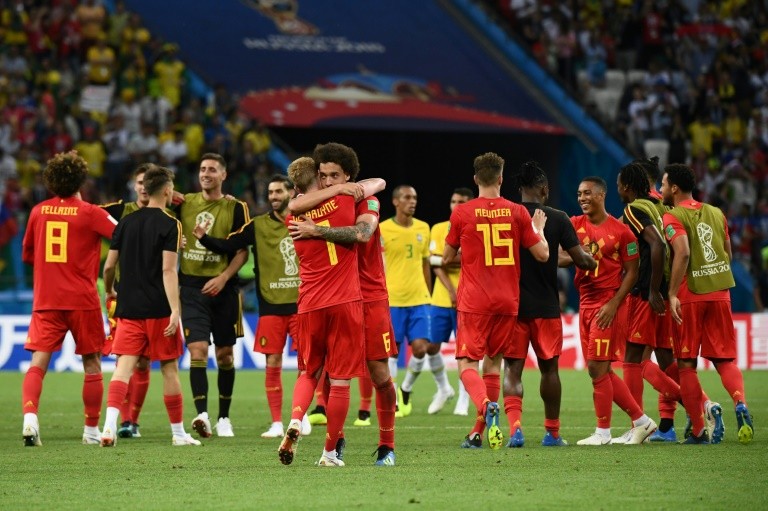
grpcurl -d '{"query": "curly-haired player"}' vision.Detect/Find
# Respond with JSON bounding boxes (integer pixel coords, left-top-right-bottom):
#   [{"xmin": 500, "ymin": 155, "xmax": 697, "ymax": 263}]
[{"xmin": 21, "ymin": 151, "xmax": 118, "ymax": 446}]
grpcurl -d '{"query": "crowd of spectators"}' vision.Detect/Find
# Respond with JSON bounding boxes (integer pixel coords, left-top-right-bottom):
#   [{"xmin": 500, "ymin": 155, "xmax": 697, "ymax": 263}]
[
  {"xmin": 0, "ymin": 0, "xmax": 277, "ymax": 232},
  {"xmin": 490, "ymin": 0, "xmax": 768, "ymax": 310}
]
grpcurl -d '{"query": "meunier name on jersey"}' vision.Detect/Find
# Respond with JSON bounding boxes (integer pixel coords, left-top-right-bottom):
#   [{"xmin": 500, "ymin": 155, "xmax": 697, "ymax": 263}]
[
  {"xmin": 475, "ymin": 208, "xmax": 511, "ymax": 218},
  {"xmin": 41, "ymin": 205, "xmax": 78, "ymax": 216}
]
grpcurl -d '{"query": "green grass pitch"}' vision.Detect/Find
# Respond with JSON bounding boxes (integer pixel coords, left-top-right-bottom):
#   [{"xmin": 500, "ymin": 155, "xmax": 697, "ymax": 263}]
[{"xmin": 1, "ymin": 369, "xmax": 766, "ymax": 510}]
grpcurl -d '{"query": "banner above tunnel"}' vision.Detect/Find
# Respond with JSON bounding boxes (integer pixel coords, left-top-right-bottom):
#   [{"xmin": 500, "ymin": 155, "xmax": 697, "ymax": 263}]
[{"xmin": 125, "ymin": 0, "xmax": 566, "ymax": 133}]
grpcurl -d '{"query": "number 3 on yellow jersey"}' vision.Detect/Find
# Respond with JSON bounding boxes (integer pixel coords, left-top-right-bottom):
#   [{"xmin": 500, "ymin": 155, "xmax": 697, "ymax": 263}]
[{"xmin": 476, "ymin": 223, "xmax": 514, "ymax": 266}]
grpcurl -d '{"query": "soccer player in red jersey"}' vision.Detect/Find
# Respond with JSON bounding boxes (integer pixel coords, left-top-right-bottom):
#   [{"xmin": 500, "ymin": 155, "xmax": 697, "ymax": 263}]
[
  {"xmin": 443, "ymin": 152, "xmax": 549, "ymax": 450},
  {"xmin": 278, "ymin": 156, "xmax": 366, "ymax": 467},
  {"xmin": 661, "ymin": 163, "xmax": 753, "ymax": 444},
  {"xmin": 100, "ymin": 166, "xmax": 200, "ymax": 447},
  {"xmin": 21, "ymin": 151, "xmax": 118, "ymax": 446},
  {"xmin": 637, "ymin": 158, "xmax": 720, "ymax": 442},
  {"xmin": 500, "ymin": 161, "xmax": 596, "ymax": 448},
  {"xmin": 288, "ymin": 142, "xmax": 397, "ymax": 466},
  {"xmin": 567, "ymin": 176, "xmax": 657, "ymax": 445}
]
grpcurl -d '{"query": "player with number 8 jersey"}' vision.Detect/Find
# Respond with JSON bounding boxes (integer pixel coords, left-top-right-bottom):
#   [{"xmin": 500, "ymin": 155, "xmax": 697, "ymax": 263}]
[{"xmin": 21, "ymin": 151, "xmax": 118, "ymax": 447}]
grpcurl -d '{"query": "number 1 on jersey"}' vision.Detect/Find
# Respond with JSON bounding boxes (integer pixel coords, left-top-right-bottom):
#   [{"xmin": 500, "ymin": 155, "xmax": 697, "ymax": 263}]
[{"xmin": 316, "ymin": 220, "xmax": 338, "ymax": 265}]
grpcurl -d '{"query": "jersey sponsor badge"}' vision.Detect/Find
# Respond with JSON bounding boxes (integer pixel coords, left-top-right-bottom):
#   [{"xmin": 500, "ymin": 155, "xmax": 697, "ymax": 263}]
[
  {"xmin": 417, "ymin": 234, "xmax": 423, "ymax": 242},
  {"xmin": 665, "ymin": 225, "xmax": 675, "ymax": 239},
  {"xmin": 626, "ymin": 241, "xmax": 638, "ymax": 256},
  {"xmin": 367, "ymin": 199, "xmax": 379, "ymax": 212}
]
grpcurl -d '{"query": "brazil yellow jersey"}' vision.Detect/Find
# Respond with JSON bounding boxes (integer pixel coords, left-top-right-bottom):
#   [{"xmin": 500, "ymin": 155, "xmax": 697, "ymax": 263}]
[
  {"xmin": 429, "ymin": 220, "xmax": 460, "ymax": 308},
  {"xmin": 379, "ymin": 217, "xmax": 431, "ymax": 307}
]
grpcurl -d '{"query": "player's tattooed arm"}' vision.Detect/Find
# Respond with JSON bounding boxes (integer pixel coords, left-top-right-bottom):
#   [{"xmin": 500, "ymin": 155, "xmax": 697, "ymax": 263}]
[{"xmin": 289, "ymin": 214, "xmax": 377, "ymax": 243}]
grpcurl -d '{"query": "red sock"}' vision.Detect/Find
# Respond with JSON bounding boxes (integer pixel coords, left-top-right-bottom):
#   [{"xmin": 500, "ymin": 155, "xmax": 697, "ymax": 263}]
[
  {"xmin": 461, "ymin": 368, "xmax": 489, "ymax": 435},
  {"xmin": 265, "ymin": 366, "xmax": 283, "ymax": 422},
  {"xmin": 609, "ymin": 371, "xmax": 642, "ymax": 421},
  {"xmin": 291, "ymin": 373, "xmax": 317, "ymax": 421},
  {"xmin": 314, "ymin": 370, "xmax": 327, "ymax": 408},
  {"xmin": 83, "ymin": 373, "xmax": 103, "ymax": 427},
  {"xmin": 622, "ymin": 362, "xmax": 644, "ymax": 410},
  {"xmin": 359, "ymin": 374, "xmax": 373, "ymax": 412},
  {"xmin": 664, "ymin": 362, "xmax": 679, "ymax": 383},
  {"xmin": 324, "ymin": 385, "xmax": 350, "ymax": 452},
  {"xmin": 544, "ymin": 418, "xmax": 560, "ymax": 438},
  {"xmin": 375, "ymin": 378, "xmax": 396, "ymax": 449},
  {"xmin": 483, "ymin": 373, "xmax": 500, "ymax": 402},
  {"xmin": 129, "ymin": 367, "xmax": 150, "ymax": 423},
  {"xmin": 641, "ymin": 360, "xmax": 681, "ymax": 401},
  {"xmin": 22, "ymin": 366, "xmax": 46, "ymax": 414},
  {"xmin": 322, "ymin": 374, "xmax": 331, "ymax": 408},
  {"xmin": 163, "ymin": 393, "xmax": 183, "ymax": 424},
  {"xmin": 120, "ymin": 383, "xmax": 133, "ymax": 423},
  {"xmin": 107, "ymin": 380, "xmax": 129, "ymax": 409},
  {"xmin": 592, "ymin": 373, "xmax": 613, "ymax": 429},
  {"xmin": 715, "ymin": 361, "xmax": 747, "ymax": 406},
  {"xmin": 503, "ymin": 396, "xmax": 523, "ymax": 433},
  {"xmin": 678, "ymin": 367, "xmax": 706, "ymax": 435},
  {"xmin": 658, "ymin": 393, "xmax": 677, "ymax": 420}
]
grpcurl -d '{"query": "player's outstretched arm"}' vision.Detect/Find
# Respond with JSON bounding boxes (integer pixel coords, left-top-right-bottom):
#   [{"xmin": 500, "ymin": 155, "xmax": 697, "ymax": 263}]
[
  {"xmin": 289, "ymin": 213, "xmax": 377, "ymax": 243},
  {"xmin": 103, "ymin": 249, "xmax": 119, "ymax": 298},
  {"xmin": 357, "ymin": 178, "xmax": 386, "ymax": 197},
  {"xmin": 528, "ymin": 209, "xmax": 549, "ymax": 262},
  {"xmin": 667, "ymin": 234, "xmax": 690, "ymax": 325},
  {"xmin": 162, "ymin": 250, "xmax": 180, "ymax": 336},
  {"xmin": 194, "ymin": 220, "xmax": 255, "ymax": 255},
  {"xmin": 566, "ymin": 245, "xmax": 596, "ymax": 271},
  {"xmin": 289, "ymin": 183, "xmax": 366, "ymax": 215},
  {"xmin": 642, "ymin": 223, "xmax": 666, "ymax": 314}
]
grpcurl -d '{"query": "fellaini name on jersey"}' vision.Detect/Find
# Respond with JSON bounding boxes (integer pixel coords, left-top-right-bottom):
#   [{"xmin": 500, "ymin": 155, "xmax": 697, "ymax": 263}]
[
  {"xmin": 41, "ymin": 205, "xmax": 78, "ymax": 216},
  {"xmin": 305, "ymin": 199, "xmax": 338, "ymax": 220},
  {"xmin": 474, "ymin": 208, "xmax": 511, "ymax": 218}
]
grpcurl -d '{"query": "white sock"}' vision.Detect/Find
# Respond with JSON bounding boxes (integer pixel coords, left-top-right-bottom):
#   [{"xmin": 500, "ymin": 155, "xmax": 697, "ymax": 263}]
[
  {"xmin": 322, "ymin": 448, "xmax": 338, "ymax": 459},
  {"xmin": 458, "ymin": 380, "xmax": 468, "ymax": 399},
  {"xmin": 428, "ymin": 352, "xmax": 450, "ymax": 392},
  {"xmin": 104, "ymin": 406, "xmax": 120, "ymax": 432},
  {"xmin": 24, "ymin": 412, "xmax": 38, "ymax": 427},
  {"xmin": 596, "ymin": 427, "xmax": 611, "ymax": 438},
  {"xmin": 171, "ymin": 422, "xmax": 186, "ymax": 437},
  {"xmin": 388, "ymin": 357, "xmax": 398, "ymax": 380},
  {"xmin": 271, "ymin": 421, "xmax": 283, "ymax": 428},
  {"xmin": 84, "ymin": 425, "xmax": 100, "ymax": 436},
  {"xmin": 401, "ymin": 356, "xmax": 425, "ymax": 392},
  {"xmin": 632, "ymin": 414, "xmax": 650, "ymax": 428}
]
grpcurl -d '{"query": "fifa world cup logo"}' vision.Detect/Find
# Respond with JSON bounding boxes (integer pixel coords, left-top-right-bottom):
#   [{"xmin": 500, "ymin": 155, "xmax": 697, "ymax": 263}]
[
  {"xmin": 696, "ymin": 222, "xmax": 717, "ymax": 262},
  {"xmin": 279, "ymin": 236, "xmax": 299, "ymax": 276},
  {"xmin": 195, "ymin": 212, "xmax": 215, "ymax": 250}
]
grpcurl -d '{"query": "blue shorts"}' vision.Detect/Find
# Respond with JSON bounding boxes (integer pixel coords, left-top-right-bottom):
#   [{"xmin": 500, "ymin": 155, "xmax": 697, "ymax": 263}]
[
  {"xmin": 430, "ymin": 305, "xmax": 456, "ymax": 343},
  {"xmin": 390, "ymin": 305, "xmax": 431, "ymax": 344}
]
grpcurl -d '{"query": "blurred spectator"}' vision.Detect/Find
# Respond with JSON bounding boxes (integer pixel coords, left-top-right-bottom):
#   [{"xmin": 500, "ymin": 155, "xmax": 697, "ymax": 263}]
[
  {"xmin": 74, "ymin": 124, "xmax": 106, "ymax": 184},
  {"xmin": 153, "ymin": 44, "xmax": 185, "ymax": 108}
]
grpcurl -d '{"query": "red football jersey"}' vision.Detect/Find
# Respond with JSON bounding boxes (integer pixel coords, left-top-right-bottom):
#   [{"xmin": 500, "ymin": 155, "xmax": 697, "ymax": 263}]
[
  {"xmin": 356, "ymin": 196, "xmax": 388, "ymax": 303},
  {"xmin": 445, "ymin": 197, "xmax": 540, "ymax": 315},
  {"xmin": 292, "ymin": 195, "xmax": 361, "ymax": 313},
  {"xmin": 571, "ymin": 214, "xmax": 639, "ymax": 308},
  {"xmin": 23, "ymin": 196, "xmax": 117, "ymax": 311}
]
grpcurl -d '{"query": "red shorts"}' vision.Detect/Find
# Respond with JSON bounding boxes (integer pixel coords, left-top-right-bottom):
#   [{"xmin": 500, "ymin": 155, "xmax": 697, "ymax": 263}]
[
  {"xmin": 673, "ymin": 301, "xmax": 736, "ymax": 360},
  {"xmin": 579, "ymin": 300, "xmax": 628, "ymax": 362},
  {"xmin": 364, "ymin": 299, "xmax": 398, "ymax": 361},
  {"xmin": 26, "ymin": 309, "xmax": 105, "ymax": 355},
  {"xmin": 626, "ymin": 295, "xmax": 671, "ymax": 349},
  {"xmin": 112, "ymin": 317, "xmax": 184, "ymax": 361},
  {"xmin": 254, "ymin": 314, "xmax": 298, "ymax": 355},
  {"xmin": 455, "ymin": 311, "xmax": 516, "ymax": 361},
  {"xmin": 506, "ymin": 317, "xmax": 563, "ymax": 360},
  {"xmin": 297, "ymin": 301, "xmax": 366, "ymax": 380}
]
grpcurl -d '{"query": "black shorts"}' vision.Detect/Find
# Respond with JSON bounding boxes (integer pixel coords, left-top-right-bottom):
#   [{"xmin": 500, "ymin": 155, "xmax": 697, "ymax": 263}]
[{"xmin": 181, "ymin": 285, "xmax": 244, "ymax": 346}]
